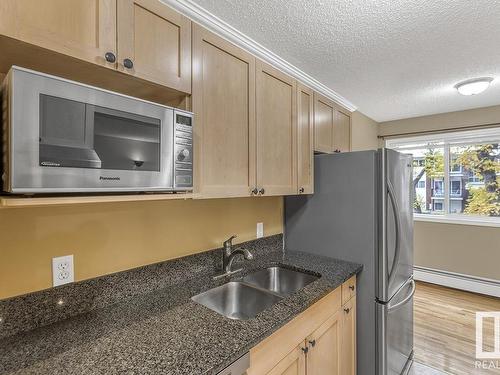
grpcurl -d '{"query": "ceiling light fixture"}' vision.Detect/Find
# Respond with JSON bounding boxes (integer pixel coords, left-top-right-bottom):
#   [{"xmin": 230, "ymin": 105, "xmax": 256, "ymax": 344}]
[{"xmin": 455, "ymin": 77, "xmax": 494, "ymax": 96}]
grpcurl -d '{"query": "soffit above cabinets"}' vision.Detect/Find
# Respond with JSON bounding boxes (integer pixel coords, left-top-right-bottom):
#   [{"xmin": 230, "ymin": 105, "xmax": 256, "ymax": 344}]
[{"xmin": 172, "ymin": 0, "xmax": 500, "ymax": 122}]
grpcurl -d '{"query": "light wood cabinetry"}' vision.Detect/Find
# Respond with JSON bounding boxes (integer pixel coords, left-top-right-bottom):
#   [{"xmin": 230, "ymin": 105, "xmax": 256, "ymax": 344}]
[
  {"xmin": 342, "ymin": 275, "xmax": 357, "ymax": 304},
  {"xmin": 117, "ymin": 0, "xmax": 191, "ymax": 93},
  {"xmin": 314, "ymin": 92, "xmax": 352, "ymax": 154},
  {"xmin": 266, "ymin": 345, "xmax": 306, "ymax": 375},
  {"xmin": 192, "ymin": 25, "xmax": 256, "ymax": 198},
  {"xmin": 248, "ymin": 277, "xmax": 356, "ymax": 375},
  {"xmin": 256, "ymin": 61, "xmax": 297, "ymax": 196},
  {"xmin": 297, "ymin": 84, "xmax": 314, "ymax": 194},
  {"xmin": 306, "ymin": 312, "xmax": 342, "ymax": 375},
  {"xmin": 0, "ymin": 0, "xmax": 116, "ymax": 69},
  {"xmin": 0, "ymin": 0, "xmax": 191, "ymax": 94},
  {"xmin": 341, "ymin": 297, "xmax": 357, "ymax": 375},
  {"xmin": 333, "ymin": 108, "xmax": 352, "ymax": 153}
]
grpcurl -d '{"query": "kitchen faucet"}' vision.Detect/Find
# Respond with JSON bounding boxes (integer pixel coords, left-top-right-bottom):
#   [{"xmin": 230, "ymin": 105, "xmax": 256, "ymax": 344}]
[{"xmin": 214, "ymin": 235, "xmax": 254, "ymax": 279}]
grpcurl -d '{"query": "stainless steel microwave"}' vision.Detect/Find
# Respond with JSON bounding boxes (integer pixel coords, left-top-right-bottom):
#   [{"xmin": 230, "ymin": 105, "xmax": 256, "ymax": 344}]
[{"xmin": 1, "ymin": 66, "xmax": 193, "ymax": 194}]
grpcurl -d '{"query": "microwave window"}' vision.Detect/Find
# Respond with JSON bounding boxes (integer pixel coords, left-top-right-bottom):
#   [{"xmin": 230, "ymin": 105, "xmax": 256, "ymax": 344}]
[{"xmin": 93, "ymin": 110, "xmax": 161, "ymax": 172}]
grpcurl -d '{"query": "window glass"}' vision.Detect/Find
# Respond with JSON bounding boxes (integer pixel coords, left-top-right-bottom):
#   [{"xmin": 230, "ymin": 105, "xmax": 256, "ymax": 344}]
[{"xmin": 386, "ymin": 129, "xmax": 500, "ymax": 221}]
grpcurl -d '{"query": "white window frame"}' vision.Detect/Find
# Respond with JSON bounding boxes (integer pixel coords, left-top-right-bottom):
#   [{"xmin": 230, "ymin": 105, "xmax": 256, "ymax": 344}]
[{"xmin": 386, "ymin": 127, "xmax": 500, "ymax": 227}]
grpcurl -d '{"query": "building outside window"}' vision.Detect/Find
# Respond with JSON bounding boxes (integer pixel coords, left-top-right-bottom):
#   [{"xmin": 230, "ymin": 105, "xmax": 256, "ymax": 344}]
[{"xmin": 386, "ymin": 128, "xmax": 500, "ymax": 225}]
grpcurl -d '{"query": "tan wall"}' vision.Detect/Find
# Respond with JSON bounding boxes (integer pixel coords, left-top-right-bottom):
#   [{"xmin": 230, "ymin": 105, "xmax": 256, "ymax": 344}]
[
  {"xmin": 0, "ymin": 197, "xmax": 283, "ymax": 299},
  {"xmin": 379, "ymin": 104, "xmax": 500, "ymax": 137},
  {"xmin": 351, "ymin": 111, "xmax": 379, "ymax": 151},
  {"xmin": 379, "ymin": 105, "xmax": 500, "ymax": 281},
  {"xmin": 415, "ymin": 221, "xmax": 500, "ymax": 280}
]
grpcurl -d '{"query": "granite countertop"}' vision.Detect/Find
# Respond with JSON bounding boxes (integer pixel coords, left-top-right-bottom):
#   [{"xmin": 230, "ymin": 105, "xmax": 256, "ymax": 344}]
[{"xmin": 0, "ymin": 236, "xmax": 362, "ymax": 375}]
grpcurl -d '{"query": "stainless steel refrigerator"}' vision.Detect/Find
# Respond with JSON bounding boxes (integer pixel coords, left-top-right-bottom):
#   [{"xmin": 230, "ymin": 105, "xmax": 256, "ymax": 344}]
[{"xmin": 285, "ymin": 149, "xmax": 415, "ymax": 375}]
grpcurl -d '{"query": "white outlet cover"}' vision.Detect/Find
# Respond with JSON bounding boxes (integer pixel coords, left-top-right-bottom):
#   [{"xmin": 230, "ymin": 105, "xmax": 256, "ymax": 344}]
[
  {"xmin": 256, "ymin": 222, "xmax": 264, "ymax": 238},
  {"xmin": 52, "ymin": 255, "xmax": 74, "ymax": 287}
]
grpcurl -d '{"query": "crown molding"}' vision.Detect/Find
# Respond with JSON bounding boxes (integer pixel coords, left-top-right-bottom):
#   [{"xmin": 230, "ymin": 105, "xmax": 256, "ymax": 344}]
[{"xmin": 161, "ymin": 0, "xmax": 357, "ymax": 112}]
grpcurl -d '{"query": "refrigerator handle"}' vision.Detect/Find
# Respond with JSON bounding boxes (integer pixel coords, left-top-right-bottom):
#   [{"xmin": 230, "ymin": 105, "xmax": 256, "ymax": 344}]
[
  {"xmin": 387, "ymin": 180, "xmax": 402, "ymax": 284},
  {"xmin": 388, "ymin": 279, "xmax": 416, "ymax": 312}
]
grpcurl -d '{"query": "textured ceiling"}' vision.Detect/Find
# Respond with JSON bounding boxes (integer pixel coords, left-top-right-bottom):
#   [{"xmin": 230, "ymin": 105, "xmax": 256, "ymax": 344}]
[{"xmin": 190, "ymin": 0, "xmax": 500, "ymax": 122}]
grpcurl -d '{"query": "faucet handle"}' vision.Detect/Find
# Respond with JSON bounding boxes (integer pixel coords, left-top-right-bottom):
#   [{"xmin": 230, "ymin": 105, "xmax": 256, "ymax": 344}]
[{"xmin": 223, "ymin": 235, "xmax": 237, "ymax": 247}]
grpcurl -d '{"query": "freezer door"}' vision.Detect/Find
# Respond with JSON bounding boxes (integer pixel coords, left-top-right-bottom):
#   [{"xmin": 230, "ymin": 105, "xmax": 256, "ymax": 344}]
[
  {"xmin": 377, "ymin": 278, "xmax": 415, "ymax": 375},
  {"xmin": 378, "ymin": 148, "xmax": 414, "ymax": 302}
]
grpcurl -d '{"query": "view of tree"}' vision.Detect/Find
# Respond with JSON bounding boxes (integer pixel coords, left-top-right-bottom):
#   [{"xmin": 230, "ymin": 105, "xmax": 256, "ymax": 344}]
[{"xmin": 457, "ymin": 143, "xmax": 500, "ymax": 216}]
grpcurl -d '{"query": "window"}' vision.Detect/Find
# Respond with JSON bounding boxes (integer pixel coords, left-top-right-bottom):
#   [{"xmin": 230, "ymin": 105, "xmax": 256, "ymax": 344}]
[{"xmin": 386, "ymin": 128, "xmax": 500, "ymax": 226}]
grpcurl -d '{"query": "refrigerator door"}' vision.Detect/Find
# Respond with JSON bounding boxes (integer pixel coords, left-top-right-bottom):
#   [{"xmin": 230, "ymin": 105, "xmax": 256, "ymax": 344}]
[
  {"xmin": 378, "ymin": 149, "xmax": 414, "ymax": 302},
  {"xmin": 377, "ymin": 277, "xmax": 415, "ymax": 375}
]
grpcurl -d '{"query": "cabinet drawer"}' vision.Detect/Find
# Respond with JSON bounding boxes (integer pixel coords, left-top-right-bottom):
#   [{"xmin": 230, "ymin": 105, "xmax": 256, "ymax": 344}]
[{"xmin": 341, "ymin": 276, "xmax": 356, "ymax": 304}]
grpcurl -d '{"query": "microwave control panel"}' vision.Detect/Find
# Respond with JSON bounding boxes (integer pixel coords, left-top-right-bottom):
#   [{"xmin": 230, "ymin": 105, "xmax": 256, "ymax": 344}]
[{"xmin": 174, "ymin": 112, "xmax": 193, "ymax": 189}]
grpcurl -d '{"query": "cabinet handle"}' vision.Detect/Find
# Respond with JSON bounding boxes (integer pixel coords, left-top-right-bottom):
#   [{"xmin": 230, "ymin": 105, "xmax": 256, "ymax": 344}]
[
  {"xmin": 259, "ymin": 188, "xmax": 265, "ymax": 195},
  {"xmin": 349, "ymin": 285, "xmax": 355, "ymax": 291},
  {"xmin": 299, "ymin": 187, "xmax": 305, "ymax": 193},
  {"xmin": 104, "ymin": 52, "xmax": 116, "ymax": 63},
  {"xmin": 344, "ymin": 307, "xmax": 350, "ymax": 314},
  {"xmin": 123, "ymin": 58, "xmax": 134, "ymax": 69},
  {"xmin": 301, "ymin": 346, "xmax": 309, "ymax": 354},
  {"xmin": 251, "ymin": 188, "xmax": 258, "ymax": 195},
  {"xmin": 308, "ymin": 339, "xmax": 316, "ymax": 347}
]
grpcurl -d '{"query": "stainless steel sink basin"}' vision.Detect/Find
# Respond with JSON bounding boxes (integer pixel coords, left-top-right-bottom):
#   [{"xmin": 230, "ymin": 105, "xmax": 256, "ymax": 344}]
[
  {"xmin": 192, "ymin": 281, "xmax": 282, "ymax": 320},
  {"xmin": 241, "ymin": 266, "xmax": 319, "ymax": 297}
]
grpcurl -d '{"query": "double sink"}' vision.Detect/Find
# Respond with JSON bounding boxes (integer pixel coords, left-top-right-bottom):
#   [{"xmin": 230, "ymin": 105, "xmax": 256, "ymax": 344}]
[{"xmin": 192, "ymin": 266, "xmax": 319, "ymax": 320}]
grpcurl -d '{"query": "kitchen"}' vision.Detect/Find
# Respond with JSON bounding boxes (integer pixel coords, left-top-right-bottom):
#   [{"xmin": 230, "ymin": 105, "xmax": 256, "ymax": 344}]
[{"xmin": 1, "ymin": 1, "xmax": 499, "ymax": 375}]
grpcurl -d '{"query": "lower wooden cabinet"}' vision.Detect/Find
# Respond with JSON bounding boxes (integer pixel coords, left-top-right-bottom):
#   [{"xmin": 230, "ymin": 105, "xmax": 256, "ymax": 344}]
[
  {"xmin": 341, "ymin": 297, "xmax": 357, "ymax": 375},
  {"xmin": 306, "ymin": 311, "xmax": 342, "ymax": 375},
  {"xmin": 248, "ymin": 278, "xmax": 356, "ymax": 375},
  {"xmin": 266, "ymin": 345, "xmax": 306, "ymax": 375}
]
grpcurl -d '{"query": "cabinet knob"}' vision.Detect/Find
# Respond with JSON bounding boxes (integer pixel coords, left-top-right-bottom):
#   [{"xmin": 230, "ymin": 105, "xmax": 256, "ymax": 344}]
[
  {"xmin": 301, "ymin": 346, "xmax": 309, "ymax": 354},
  {"xmin": 123, "ymin": 58, "xmax": 134, "ymax": 69},
  {"xmin": 104, "ymin": 52, "xmax": 116, "ymax": 63},
  {"xmin": 349, "ymin": 285, "xmax": 355, "ymax": 291},
  {"xmin": 251, "ymin": 188, "xmax": 258, "ymax": 195},
  {"xmin": 344, "ymin": 307, "xmax": 350, "ymax": 314},
  {"xmin": 259, "ymin": 188, "xmax": 265, "ymax": 195},
  {"xmin": 308, "ymin": 339, "xmax": 316, "ymax": 347},
  {"xmin": 299, "ymin": 187, "xmax": 305, "ymax": 194}
]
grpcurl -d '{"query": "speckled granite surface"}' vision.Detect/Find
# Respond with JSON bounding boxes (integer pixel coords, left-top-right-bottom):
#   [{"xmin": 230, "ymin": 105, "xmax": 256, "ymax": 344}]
[{"xmin": 0, "ymin": 235, "xmax": 361, "ymax": 375}]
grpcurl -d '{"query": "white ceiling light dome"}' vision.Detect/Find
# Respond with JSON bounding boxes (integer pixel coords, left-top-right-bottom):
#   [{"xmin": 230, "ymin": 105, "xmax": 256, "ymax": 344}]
[{"xmin": 455, "ymin": 77, "xmax": 494, "ymax": 96}]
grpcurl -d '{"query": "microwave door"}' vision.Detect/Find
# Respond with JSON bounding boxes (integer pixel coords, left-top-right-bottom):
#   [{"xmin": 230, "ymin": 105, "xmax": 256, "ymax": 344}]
[{"xmin": 87, "ymin": 105, "xmax": 162, "ymax": 173}]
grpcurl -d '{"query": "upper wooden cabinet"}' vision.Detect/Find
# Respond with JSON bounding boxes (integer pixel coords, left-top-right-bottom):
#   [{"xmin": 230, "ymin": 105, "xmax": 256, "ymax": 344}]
[
  {"xmin": 0, "ymin": 0, "xmax": 116, "ymax": 69},
  {"xmin": 297, "ymin": 84, "xmax": 314, "ymax": 195},
  {"xmin": 0, "ymin": 0, "xmax": 191, "ymax": 93},
  {"xmin": 314, "ymin": 92, "xmax": 351, "ymax": 154},
  {"xmin": 256, "ymin": 60, "xmax": 297, "ymax": 196},
  {"xmin": 192, "ymin": 25, "xmax": 256, "ymax": 198},
  {"xmin": 117, "ymin": 0, "xmax": 191, "ymax": 93}
]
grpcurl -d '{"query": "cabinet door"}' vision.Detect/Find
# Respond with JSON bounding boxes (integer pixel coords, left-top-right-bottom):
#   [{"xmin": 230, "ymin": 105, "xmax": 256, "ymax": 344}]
[
  {"xmin": 256, "ymin": 60, "xmax": 297, "ymax": 196},
  {"xmin": 117, "ymin": 0, "xmax": 191, "ymax": 93},
  {"xmin": 306, "ymin": 311, "xmax": 342, "ymax": 375},
  {"xmin": 266, "ymin": 345, "xmax": 306, "ymax": 375},
  {"xmin": 313, "ymin": 92, "xmax": 335, "ymax": 153},
  {"xmin": 192, "ymin": 25, "xmax": 256, "ymax": 198},
  {"xmin": 297, "ymin": 84, "xmax": 314, "ymax": 195},
  {"xmin": 0, "ymin": 0, "xmax": 116, "ymax": 68},
  {"xmin": 341, "ymin": 297, "xmax": 357, "ymax": 375},
  {"xmin": 333, "ymin": 109, "xmax": 351, "ymax": 152}
]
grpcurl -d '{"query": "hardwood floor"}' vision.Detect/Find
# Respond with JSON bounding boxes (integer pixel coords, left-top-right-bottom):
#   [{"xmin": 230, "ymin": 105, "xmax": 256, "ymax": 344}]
[{"xmin": 414, "ymin": 281, "xmax": 500, "ymax": 375}]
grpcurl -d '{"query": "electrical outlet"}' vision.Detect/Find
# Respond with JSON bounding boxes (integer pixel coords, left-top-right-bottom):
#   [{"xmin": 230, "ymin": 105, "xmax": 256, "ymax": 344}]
[
  {"xmin": 52, "ymin": 255, "xmax": 74, "ymax": 287},
  {"xmin": 256, "ymin": 222, "xmax": 264, "ymax": 238}
]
